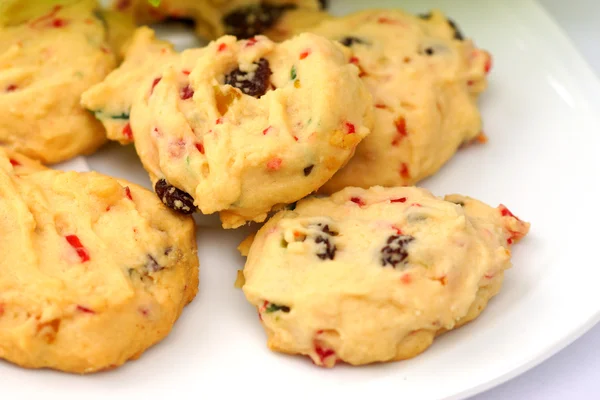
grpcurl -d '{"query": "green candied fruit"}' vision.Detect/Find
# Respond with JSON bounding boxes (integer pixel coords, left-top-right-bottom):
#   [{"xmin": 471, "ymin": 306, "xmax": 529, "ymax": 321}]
[
  {"xmin": 93, "ymin": 110, "xmax": 130, "ymax": 120},
  {"xmin": 265, "ymin": 303, "xmax": 291, "ymax": 313},
  {"xmin": 290, "ymin": 65, "xmax": 297, "ymax": 80}
]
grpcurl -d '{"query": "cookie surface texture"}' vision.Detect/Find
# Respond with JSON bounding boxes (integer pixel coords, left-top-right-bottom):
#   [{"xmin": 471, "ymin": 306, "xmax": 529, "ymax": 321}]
[
  {"xmin": 0, "ymin": 0, "xmax": 115, "ymax": 164},
  {"xmin": 242, "ymin": 186, "xmax": 529, "ymax": 367},
  {"xmin": 0, "ymin": 149, "xmax": 199, "ymax": 373},
  {"xmin": 306, "ymin": 9, "xmax": 492, "ymax": 192},
  {"xmin": 130, "ymin": 33, "xmax": 373, "ymax": 228}
]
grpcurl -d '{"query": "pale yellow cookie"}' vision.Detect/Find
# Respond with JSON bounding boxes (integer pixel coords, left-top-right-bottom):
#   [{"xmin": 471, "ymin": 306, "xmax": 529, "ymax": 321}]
[
  {"xmin": 297, "ymin": 9, "xmax": 492, "ymax": 193},
  {"xmin": 0, "ymin": 0, "xmax": 115, "ymax": 164},
  {"xmin": 242, "ymin": 186, "xmax": 529, "ymax": 367},
  {"xmin": 82, "ymin": 27, "xmax": 178, "ymax": 144},
  {"xmin": 0, "ymin": 149, "xmax": 199, "ymax": 374},
  {"xmin": 118, "ymin": 33, "xmax": 372, "ymax": 228}
]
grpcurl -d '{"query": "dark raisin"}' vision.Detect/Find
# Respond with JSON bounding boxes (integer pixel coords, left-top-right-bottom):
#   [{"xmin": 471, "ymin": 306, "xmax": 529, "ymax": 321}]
[
  {"xmin": 315, "ymin": 235, "xmax": 336, "ymax": 260},
  {"xmin": 447, "ymin": 18, "xmax": 464, "ymax": 40},
  {"xmin": 225, "ymin": 58, "xmax": 272, "ymax": 98},
  {"xmin": 222, "ymin": 3, "xmax": 296, "ymax": 39},
  {"xmin": 318, "ymin": 0, "xmax": 328, "ymax": 9},
  {"xmin": 265, "ymin": 303, "xmax": 291, "ymax": 313},
  {"xmin": 418, "ymin": 12, "xmax": 464, "ymax": 40},
  {"xmin": 339, "ymin": 36, "xmax": 367, "ymax": 47},
  {"xmin": 320, "ymin": 224, "xmax": 338, "ymax": 237},
  {"xmin": 424, "ymin": 47, "xmax": 435, "ymax": 56},
  {"xmin": 303, "ymin": 165, "xmax": 314, "ymax": 176},
  {"xmin": 154, "ymin": 179, "xmax": 196, "ymax": 215},
  {"xmin": 381, "ymin": 235, "xmax": 415, "ymax": 268},
  {"xmin": 145, "ymin": 255, "xmax": 163, "ymax": 273}
]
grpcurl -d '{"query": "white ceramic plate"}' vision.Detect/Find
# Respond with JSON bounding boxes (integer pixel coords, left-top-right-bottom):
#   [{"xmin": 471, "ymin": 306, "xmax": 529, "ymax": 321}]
[{"xmin": 5, "ymin": 1, "xmax": 600, "ymax": 399}]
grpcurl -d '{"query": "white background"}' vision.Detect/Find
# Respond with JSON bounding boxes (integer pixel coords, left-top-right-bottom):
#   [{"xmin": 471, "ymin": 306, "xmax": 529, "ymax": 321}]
[{"xmin": 474, "ymin": 1, "xmax": 600, "ymax": 399}]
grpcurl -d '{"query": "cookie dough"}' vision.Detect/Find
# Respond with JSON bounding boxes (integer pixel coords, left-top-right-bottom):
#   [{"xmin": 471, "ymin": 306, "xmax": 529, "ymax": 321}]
[
  {"xmin": 241, "ymin": 186, "xmax": 529, "ymax": 367},
  {"xmin": 0, "ymin": 149, "xmax": 199, "ymax": 373},
  {"xmin": 82, "ymin": 27, "xmax": 178, "ymax": 144},
  {"xmin": 122, "ymin": 33, "xmax": 372, "ymax": 228},
  {"xmin": 111, "ymin": 0, "xmax": 326, "ymax": 39},
  {"xmin": 297, "ymin": 9, "xmax": 492, "ymax": 193},
  {"xmin": 0, "ymin": 0, "xmax": 116, "ymax": 164}
]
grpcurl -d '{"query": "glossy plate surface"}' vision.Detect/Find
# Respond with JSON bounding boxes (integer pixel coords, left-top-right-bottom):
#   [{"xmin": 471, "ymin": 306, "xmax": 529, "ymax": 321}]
[{"xmin": 6, "ymin": 1, "xmax": 600, "ymax": 399}]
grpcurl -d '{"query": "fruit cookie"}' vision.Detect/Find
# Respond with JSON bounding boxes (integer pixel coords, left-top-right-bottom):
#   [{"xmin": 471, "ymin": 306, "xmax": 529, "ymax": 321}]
[
  {"xmin": 0, "ymin": 149, "xmax": 199, "ymax": 373},
  {"xmin": 299, "ymin": 9, "xmax": 492, "ymax": 193},
  {"xmin": 82, "ymin": 27, "xmax": 178, "ymax": 144},
  {"xmin": 0, "ymin": 0, "xmax": 116, "ymax": 164},
  {"xmin": 241, "ymin": 186, "xmax": 529, "ymax": 367},
  {"xmin": 111, "ymin": 0, "xmax": 327, "ymax": 39},
  {"xmin": 127, "ymin": 33, "xmax": 373, "ymax": 228}
]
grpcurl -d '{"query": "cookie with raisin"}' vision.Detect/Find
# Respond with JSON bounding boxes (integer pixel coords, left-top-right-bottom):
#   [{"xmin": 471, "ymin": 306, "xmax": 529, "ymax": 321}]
[
  {"xmin": 110, "ymin": 0, "xmax": 326, "ymax": 40},
  {"xmin": 101, "ymin": 33, "xmax": 373, "ymax": 228},
  {"xmin": 0, "ymin": 149, "xmax": 198, "ymax": 373},
  {"xmin": 241, "ymin": 186, "xmax": 529, "ymax": 367},
  {"xmin": 0, "ymin": 0, "xmax": 115, "ymax": 164},
  {"xmin": 295, "ymin": 9, "xmax": 493, "ymax": 192}
]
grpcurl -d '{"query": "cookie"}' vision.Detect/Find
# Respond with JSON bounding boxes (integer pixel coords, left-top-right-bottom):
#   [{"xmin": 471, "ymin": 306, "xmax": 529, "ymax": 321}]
[
  {"xmin": 96, "ymin": 9, "xmax": 137, "ymax": 61},
  {"xmin": 295, "ymin": 9, "xmax": 492, "ymax": 193},
  {"xmin": 0, "ymin": 0, "xmax": 116, "ymax": 164},
  {"xmin": 82, "ymin": 27, "xmax": 178, "ymax": 144},
  {"xmin": 0, "ymin": 149, "xmax": 199, "ymax": 373},
  {"xmin": 241, "ymin": 186, "xmax": 529, "ymax": 367},
  {"xmin": 111, "ymin": 0, "xmax": 327, "ymax": 39},
  {"xmin": 113, "ymin": 33, "xmax": 372, "ymax": 228}
]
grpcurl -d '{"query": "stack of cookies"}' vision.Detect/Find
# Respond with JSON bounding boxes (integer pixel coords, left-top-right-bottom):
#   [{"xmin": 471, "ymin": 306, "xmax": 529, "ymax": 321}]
[{"xmin": 0, "ymin": 0, "xmax": 530, "ymax": 373}]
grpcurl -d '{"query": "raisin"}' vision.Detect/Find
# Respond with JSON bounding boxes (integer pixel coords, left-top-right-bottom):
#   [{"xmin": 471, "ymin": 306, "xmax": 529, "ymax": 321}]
[
  {"xmin": 303, "ymin": 165, "xmax": 314, "ymax": 176},
  {"xmin": 222, "ymin": 3, "xmax": 296, "ymax": 39},
  {"xmin": 312, "ymin": 223, "xmax": 338, "ymax": 260},
  {"xmin": 318, "ymin": 0, "xmax": 328, "ymax": 9},
  {"xmin": 265, "ymin": 303, "xmax": 291, "ymax": 313},
  {"xmin": 418, "ymin": 12, "xmax": 464, "ymax": 40},
  {"xmin": 381, "ymin": 235, "xmax": 415, "ymax": 268},
  {"xmin": 146, "ymin": 255, "xmax": 163, "ymax": 273},
  {"xmin": 447, "ymin": 18, "xmax": 464, "ymax": 40},
  {"xmin": 225, "ymin": 58, "xmax": 272, "ymax": 98},
  {"xmin": 154, "ymin": 179, "xmax": 196, "ymax": 215},
  {"xmin": 423, "ymin": 47, "xmax": 435, "ymax": 56},
  {"xmin": 315, "ymin": 236, "xmax": 336, "ymax": 260},
  {"xmin": 339, "ymin": 36, "xmax": 367, "ymax": 47}
]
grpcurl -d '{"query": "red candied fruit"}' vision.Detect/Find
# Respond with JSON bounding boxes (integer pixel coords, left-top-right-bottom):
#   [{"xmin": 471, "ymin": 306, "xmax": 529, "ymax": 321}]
[
  {"xmin": 182, "ymin": 70, "xmax": 191, "ymax": 75},
  {"xmin": 180, "ymin": 85, "xmax": 194, "ymax": 100},
  {"xmin": 299, "ymin": 50, "xmax": 311, "ymax": 60},
  {"xmin": 267, "ymin": 157, "xmax": 282, "ymax": 171},
  {"xmin": 9, "ymin": 159, "xmax": 20, "ymax": 167},
  {"xmin": 499, "ymin": 204, "xmax": 518, "ymax": 219},
  {"xmin": 6, "ymin": 84, "xmax": 17, "ymax": 92},
  {"xmin": 150, "ymin": 77, "xmax": 161, "ymax": 94},
  {"xmin": 344, "ymin": 122, "xmax": 356, "ymax": 134},
  {"xmin": 217, "ymin": 43, "xmax": 228, "ymax": 52},
  {"xmin": 51, "ymin": 18, "xmax": 67, "ymax": 28},
  {"xmin": 245, "ymin": 37, "xmax": 258, "ymax": 47},
  {"xmin": 391, "ymin": 197, "xmax": 407, "ymax": 203},
  {"xmin": 195, "ymin": 143, "xmax": 205, "ymax": 154},
  {"xmin": 350, "ymin": 197, "xmax": 365, "ymax": 207},
  {"xmin": 392, "ymin": 117, "xmax": 408, "ymax": 146},
  {"xmin": 65, "ymin": 235, "xmax": 90, "ymax": 263},
  {"xmin": 399, "ymin": 163, "xmax": 410, "ymax": 179},
  {"xmin": 484, "ymin": 54, "xmax": 493, "ymax": 74},
  {"xmin": 124, "ymin": 186, "xmax": 133, "ymax": 201},
  {"xmin": 76, "ymin": 305, "xmax": 95, "ymax": 314},
  {"xmin": 122, "ymin": 123, "xmax": 133, "ymax": 140}
]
